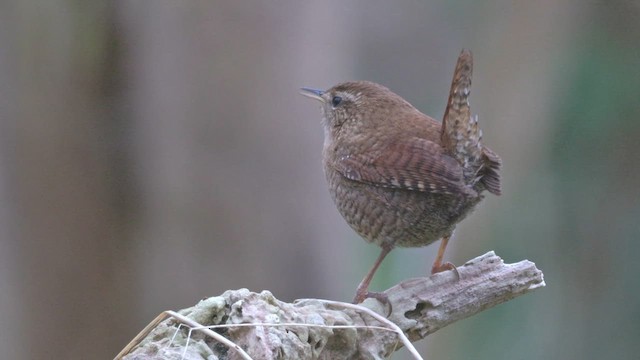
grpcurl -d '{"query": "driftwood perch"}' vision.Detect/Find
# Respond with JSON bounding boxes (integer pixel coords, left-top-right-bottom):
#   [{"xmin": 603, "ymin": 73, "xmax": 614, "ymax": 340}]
[{"xmin": 117, "ymin": 251, "xmax": 545, "ymax": 359}]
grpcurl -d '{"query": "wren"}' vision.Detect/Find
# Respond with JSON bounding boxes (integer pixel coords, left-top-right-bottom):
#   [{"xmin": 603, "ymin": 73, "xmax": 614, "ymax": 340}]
[{"xmin": 301, "ymin": 50, "xmax": 501, "ymax": 304}]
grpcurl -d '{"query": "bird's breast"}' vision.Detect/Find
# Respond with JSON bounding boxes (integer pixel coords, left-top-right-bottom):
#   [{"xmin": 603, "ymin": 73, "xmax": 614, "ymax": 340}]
[{"xmin": 323, "ymin": 166, "xmax": 480, "ymax": 248}]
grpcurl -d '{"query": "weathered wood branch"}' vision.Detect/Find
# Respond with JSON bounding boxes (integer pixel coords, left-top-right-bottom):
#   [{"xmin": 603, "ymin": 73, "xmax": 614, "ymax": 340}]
[{"xmin": 118, "ymin": 251, "xmax": 544, "ymax": 359}]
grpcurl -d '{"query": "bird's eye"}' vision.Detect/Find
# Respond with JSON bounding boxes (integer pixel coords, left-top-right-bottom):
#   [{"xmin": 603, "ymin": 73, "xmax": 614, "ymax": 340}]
[{"xmin": 331, "ymin": 96, "xmax": 343, "ymax": 107}]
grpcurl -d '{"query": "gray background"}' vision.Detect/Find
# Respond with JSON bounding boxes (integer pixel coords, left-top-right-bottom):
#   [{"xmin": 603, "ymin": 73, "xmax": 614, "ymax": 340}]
[{"xmin": 1, "ymin": 1, "xmax": 639, "ymax": 359}]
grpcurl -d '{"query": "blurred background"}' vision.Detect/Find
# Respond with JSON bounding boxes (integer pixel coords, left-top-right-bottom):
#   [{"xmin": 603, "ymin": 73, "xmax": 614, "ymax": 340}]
[{"xmin": 1, "ymin": 1, "xmax": 639, "ymax": 359}]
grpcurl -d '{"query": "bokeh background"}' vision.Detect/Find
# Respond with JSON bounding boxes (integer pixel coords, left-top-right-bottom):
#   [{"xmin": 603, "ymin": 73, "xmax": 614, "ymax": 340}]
[{"xmin": 1, "ymin": 1, "xmax": 639, "ymax": 359}]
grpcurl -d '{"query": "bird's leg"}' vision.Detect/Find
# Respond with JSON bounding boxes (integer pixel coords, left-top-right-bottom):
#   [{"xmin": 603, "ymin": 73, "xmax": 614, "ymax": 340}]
[
  {"xmin": 431, "ymin": 235, "xmax": 459, "ymax": 278},
  {"xmin": 353, "ymin": 245, "xmax": 393, "ymax": 304}
]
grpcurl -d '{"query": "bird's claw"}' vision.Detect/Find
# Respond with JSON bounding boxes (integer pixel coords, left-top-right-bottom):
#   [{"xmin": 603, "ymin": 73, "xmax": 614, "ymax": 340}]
[{"xmin": 431, "ymin": 261, "xmax": 461, "ymax": 280}]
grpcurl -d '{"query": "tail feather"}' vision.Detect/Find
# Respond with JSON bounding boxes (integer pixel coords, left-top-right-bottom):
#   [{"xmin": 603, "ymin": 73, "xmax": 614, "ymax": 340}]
[
  {"xmin": 479, "ymin": 147, "xmax": 502, "ymax": 195},
  {"xmin": 441, "ymin": 49, "xmax": 501, "ymax": 195},
  {"xmin": 441, "ymin": 49, "xmax": 482, "ymax": 169}
]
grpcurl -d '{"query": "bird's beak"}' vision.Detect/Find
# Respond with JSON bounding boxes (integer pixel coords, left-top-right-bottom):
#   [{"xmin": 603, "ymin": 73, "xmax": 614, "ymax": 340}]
[{"xmin": 300, "ymin": 87, "xmax": 325, "ymax": 102}]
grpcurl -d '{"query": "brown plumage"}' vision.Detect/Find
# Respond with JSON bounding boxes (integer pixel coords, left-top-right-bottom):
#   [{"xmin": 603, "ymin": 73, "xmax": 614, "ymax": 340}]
[
  {"xmin": 442, "ymin": 50, "xmax": 501, "ymax": 195},
  {"xmin": 301, "ymin": 49, "xmax": 501, "ymax": 304}
]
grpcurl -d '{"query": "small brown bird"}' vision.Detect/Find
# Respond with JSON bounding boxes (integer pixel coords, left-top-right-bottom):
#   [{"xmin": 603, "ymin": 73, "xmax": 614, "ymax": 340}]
[{"xmin": 301, "ymin": 50, "xmax": 501, "ymax": 304}]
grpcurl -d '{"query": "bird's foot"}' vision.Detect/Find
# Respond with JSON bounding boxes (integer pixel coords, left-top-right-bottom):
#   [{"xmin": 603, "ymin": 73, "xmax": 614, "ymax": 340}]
[{"xmin": 431, "ymin": 261, "xmax": 460, "ymax": 280}]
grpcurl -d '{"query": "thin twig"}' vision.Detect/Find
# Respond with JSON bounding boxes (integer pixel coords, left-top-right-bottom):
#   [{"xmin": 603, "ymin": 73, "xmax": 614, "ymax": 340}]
[
  {"xmin": 311, "ymin": 299, "xmax": 424, "ymax": 360},
  {"xmin": 114, "ymin": 311, "xmax": 253, "ymax": 360},
  {"xmin": 115, "ymin": 311, "xmax": 171, "ymax": 359}
]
